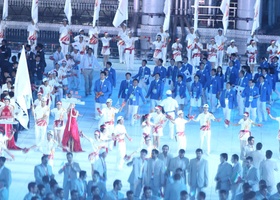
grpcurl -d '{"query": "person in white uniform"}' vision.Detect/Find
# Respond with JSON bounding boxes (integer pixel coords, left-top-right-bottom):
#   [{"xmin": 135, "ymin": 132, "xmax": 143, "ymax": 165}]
[
  {"xmin": 117, "ymin": 23, "xmax": 128, "ymax": 64},
  {"xmin": 192, "ymin": 37, "xmax": 203, "ymax": 67},
  {"xmin": 207, "ymin": 38, "xmax": 218, "ymax": 68},
  {"xmin": 214, "ymin": 28, "xmax": 227, "ymax": 67},
  {"xmin": 266, "ymin": 40, "xmax": 278, "ymax": 63},
  {"xmin": 59, "ymin": 19, "xmax": 71, "ymax": 56},
  {"xmin": 157, "ymin": 26, "xmax": 170, "ymax": 65},
  {"xmin": 192, "ymin": 104, "xmax": 220, "ymax": 155},
  {"xmin": 246, "ymin": 40, "xmax": 258, "ymax": 72},
  {"xmin": 171, "ymin": 38, "xmax": 183, "ymax": 62},
  {"xmin": 226, "ymin": 40, "xmax": 238, "ymax": 61},
  {"xmin": 27, "ymin": 20, "xmax": 39, "ymax": 52},
  {"xmin": 185, "ymin": 27, "xmax": 196, "ymax": 64},
  {"xmin": 151, "ymin": 35, "xmax": 163, "ymax": 64},
  {"xmin": 88, "ymin": 26, "xmax": 99, "ymax": 58},
  {"xmin": 123, "ymin": 31, "xmax": 139, "ymax": 70},
  {"xmin": 50, "ymin": 101, "xmax": 66, "ymax": 144},
  {"xmin": 101, "ymin": 32, "xmax": 112, "ymax": 67},
  {"xmin": 113, "ymin": 116, "xmax": 132, "ymax": 170},
  {"xmin": 160, "ymin": 90, "xmax": 179, "ymax": 140}
]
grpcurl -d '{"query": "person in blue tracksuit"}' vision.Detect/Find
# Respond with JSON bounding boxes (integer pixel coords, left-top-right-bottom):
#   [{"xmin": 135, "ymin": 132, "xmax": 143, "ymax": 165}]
[
  {"xmin": 235, "ymin": 70, "xmax": 249, "ymax": 115},
  {"xmin": 224, "ymin": 61, "xmax": 239, "ymax": 85},
  {"xmin": 152, "ymin": 58, "xmax": 167, "ymax": 83},
  {"xmin": 125, "ymin": 79, "xmax": 146, "ymax": 126},
  {"xmin": 167, "ymin": 58, "xmax": 177, "ymax": 85},
  {"xmin": 241, "ymin": 65, "xmax": 252, "ymax": 80},
  {"xmin": 253, "ymin": 67, "xmax": 263, "ymax": 87},
  {"xmin": 172, "ymin": 75, "xmax": 187, "ymax": 110},
  {"xmin": 94, "ymin": 71, "xmax": 112, "ymax": 120},
  {"xmin": 262, "ymin": 68, "xmax": 273, "ymax": 98},
  {"xmin": 206, "ymin": 68, "xmax": 221, "ymax": 113},
  {"xmin": 231, "ymin": 53, "xmax": 240, "ymax": 71},
  {"xmin": 182, "ymin": 56, "xmax": 194, "ymax": 94},
  {"xmin": 260, "ymin": 57, "xmax": 268, "ymax": 69},
  {"xmin": 257, "ymin": 75, "xmax": 270, "ymax": 123},
  {"xmin": 146, "ymin": 73, "xmax": 164, "ymax": 110},
  {"xmin": 217, "ymin": 66, "xmax": 225, "ymax": 89},
  {"xmin": 242, "ymin": 79, "xmax": 259, "ymax": 122},
  {"xmin": 118, "ymin": 72, "xmax": 133, "ymax": 119},
  {"xmin": 196, "ymin": 62, "xmax": 210, "ymax": 105},
  {"xmin": 220, "ymin": 82, "xmax": 236, "ymax": 126},
  {"xmin": 105, "ymin": 61, "xmax": 116, "ymax": 88},
  {"xmin": 189, "ymin": 75, "xmax": 202, "ymax": 115},
  {"xmin": 133, "ymin": 59, "xmax": 151, "ymax": 95}
]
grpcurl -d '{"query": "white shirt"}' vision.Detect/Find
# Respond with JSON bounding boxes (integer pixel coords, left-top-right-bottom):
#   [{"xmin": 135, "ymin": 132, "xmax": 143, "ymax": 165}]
[
  {"xmin": 101, "ymin": 37, "xmax": 111, "ymax": 47},
  {"xmin": 123, "ymin": 36, "xmax": 139, "ymax": 48},
  {"xmin": 51, "ymin": 107, "xmax": 66, "ymax": 120},
  {"xmin": 113, "ymin": 124, "xmax": 127, "ymax": 140},
  {"xmin": 101, "ymin": 107, "xmax": 119, "ymax": 122},
  {"xmin": 174, "ymin": 117, "xmax": 188, "ymax": 132},
  {"xmin": 34, "ymin": 105, "xmax": 50, "ymax": 120},
  {"xmin": 59, "ymin": 25, "xmax": 70, "ymax": 43},
  {"xmin": 172, "ymin": 43, "xmax": 182, "ymax": 52},
  {"xmin": 160, "ymin": 97, "xmax": 179, "ymax": 112},
  {"xmin": 27, "ymin": 24, "xmax": 39, "ymax": 40},
  {"xmin": 80, "ymin": 54, "xmax": 101, "ymax": 70},
  {"xmin": 72, "ymin": 41, "xmax": 87, "ymax": 54},
  {"xmin": 157, "ymin": 32, "xmax": 170, "ymax": 44},
  {"xmin": 247, "ymin": 45, "xmax": 257, "ymax": 55},
  {"xmin": 185, "ymin": 33, "xmax": 196, "ymax": 48},
  {"xmin": 152, "ymin": 41, "xmax": 163, "ymax": 50},
  {"xmin": 195, "ymin": 112, "xmax": 215, "ymax": 127},
  {"xmin": 238, "ymin": 118, "xmax": 253, "ymax": 130},
  {"xmin": 227, "ymin": 45, "xmax": 238, "ymax": 55},
  {"xmin": 214, "ymin": 34, "xmax": 227, "ymax": 50}
]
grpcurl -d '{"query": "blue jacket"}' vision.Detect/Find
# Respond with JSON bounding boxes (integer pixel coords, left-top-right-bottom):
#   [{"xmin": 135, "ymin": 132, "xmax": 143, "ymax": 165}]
[
  {"xmin": 172, "ymin": 81, "xmax": 187, "ymax": 98},
  {"xmin": 258, "ymin": 82, "xmax": 270, "ymax": 102},
  {"xmin": 253, "ymin": 73, "xmax": 262, "ymax": 86},
  {"xmin": 106, "ymin": 67, "xmax": 116, "ymax": 87},
  {"xmin": 244, "ymin": 72, "xmax": 252, "ymax": 80},
  {"xmin": 118, "ymin": 79, "xmax": 132, "ymax": 99},
  {"xmin": 133, "ymin": 66, "xmax": 151, "ymax": 85},
  {"xmin": 125, "ymin": 86, "xmax": 145, "ymax": 105},
  {"xmin": 242, "ymin": 85, "xmax": 259, "ymax": 108},
  {"xmin": 167, "ymin": 65, "xmax": 176, "ymax": 82},
  {"xmin": 146, "ymin": 79, "xmax": 164, "ymax": 100},
  {"xmin": 196, "ymin": 69, "xmax": 210, "ymax": 88},
  {"xmin": 233, "ymin": 59, "xmax": 241, "ymax": 71},
  {"xmin": 207, "ymin": 76, "xmax": 221, "ymax": 94},
  {"xmin": 94, "ymin": 79, "xmax": 112, "ymax": 103},
  {"xmin": 220, "ymin": 89, "xmax": 236, "ymax": 109},
  {"xmin": 235, "ymin": 77, "xmax": 249, "ymax": 88},
  {"xmin": 260, "ymin": 60, "xmax": 268, "ymax": 68},
  {"xmin": 217, "ymin": 73, "xmax": 225, "ymax": 89},
  {"xmin": 263, "ymin": 74, "xmax": 273, "ymax": 94},
  {"xmin": 191, "ymin": 81, "xmax": 202, "ymax": 99},
  {"xmin": 225, "ymin": 67, "xmax": 239, "ymax": 85},
  {"xmin": 152, "ymin": 66, "xmax": 167, "ymax": 82},
  {"xmin": 205, "ymin": 61, "xmax": 212, "ymax": 74},
  {"xmin": 173, "ymin": 66, "xmax": 187, "ymax": 82}
]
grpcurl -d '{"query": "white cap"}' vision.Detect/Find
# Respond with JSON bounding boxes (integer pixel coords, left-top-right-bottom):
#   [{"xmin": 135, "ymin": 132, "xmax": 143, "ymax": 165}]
[
  {"xmin": 177, "ymin": 110, "xmax": 183, "ymax": 115},
  {"xmin": 74, "ymin": 46, "xmax": 79, "ymax": 51},
  {"xmin": 106, "ymin": 98, "xmax": 113, "ymax": 103},
  {"xmin": 230, "ymin": 39, "xmax": 235, "ymax": 43},
  {"xmin": 166, "ymin": 90, "xmax": 172, "ymax": 95},
  {"xmin": 41, "ymin": 97, "xmax": 47, "ymax": 102},
  {"xmin": 117, "ymin": 116, "xmax": 123, "ymax": 121},
  {"xmin": 79, "ymin": 29, "xmax": 84, "ymax": 32},
  {"xmin": 203, "ymin": 104, "xmax": 209, "ymax": 108},
  {"xmin": 218, "ymin": 28, "xmax": 223, "ymax": 31},
  {"xmin": 43, "ymin": 78, "xmax": 48, "ymax": 82}
]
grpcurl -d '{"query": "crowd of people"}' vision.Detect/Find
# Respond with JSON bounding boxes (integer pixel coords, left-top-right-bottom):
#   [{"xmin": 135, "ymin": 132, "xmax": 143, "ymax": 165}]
[{"xmin": 0, "ymin": 17, "xmax": 279, "ymax": 200}]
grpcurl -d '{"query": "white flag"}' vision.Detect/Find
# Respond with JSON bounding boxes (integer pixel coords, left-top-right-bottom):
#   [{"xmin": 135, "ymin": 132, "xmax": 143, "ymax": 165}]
[
  {"xmin": 92, "ymin": 0, "xmax": 101, "ymax": 27},
  {"xmin": 112, "ymin": 0, "xmax": 128, "ymax": 28},
  {"xmin": 14, "ymin": 46, "xmax": 33, "ymax": 129},
  {"xmin": 31, "ymin": 0, "xmax": 39, "ymax": 24},
  {"xmin": 193, "ymin": 0, "xmax": 199, "ymax": 32},
  {"xmin": 163, "ymin": 0, "xmax": 171, "ymax": 32},
  {"xmin": 251, "ymin": 0, "xmax": 260, "ymax": 35},
  {"xmin": 2, "ymin": 0, "xmax": 8, "ymax": 20},
  {"xmin": 64, "ymin": 0, "xmax": 72, "ymax": 25},
  {"xmin": 220, "ymin": 0, "xmax": 230, "ymax": 35}
]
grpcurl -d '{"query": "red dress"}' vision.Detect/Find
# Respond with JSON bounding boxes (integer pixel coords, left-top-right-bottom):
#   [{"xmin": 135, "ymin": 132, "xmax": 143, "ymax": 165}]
[
  {"xmin": 0, "ymin": 106, "xmax": 21, "ymax": 150},
  {"xmin": 62, "ymin": 109, "xmax": 83, "ymax": 152}
]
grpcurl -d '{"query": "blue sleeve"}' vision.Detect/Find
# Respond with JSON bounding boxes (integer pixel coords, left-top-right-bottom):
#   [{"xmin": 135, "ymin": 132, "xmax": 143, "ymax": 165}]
[
  {"xmin": 118, "ymin": 81, "xmax": 123, "ymax": 97},
  {"xmin": 146, "ymin": 82, "xmax": 152, "ymax": 97},
  {"xmin": 139, "ymin": 88, "xmax": 145, "ymax": 103},
  {"xmin": 160, "ymin": 82, "xmax": 164, "ymax": 98},
  {"xmin": 113, "ymin": 70, "xmax": 116, "ymax": 87},
  {"xmin": 104, "ymin": 81, "xmax": 112, "ymax": 96}
]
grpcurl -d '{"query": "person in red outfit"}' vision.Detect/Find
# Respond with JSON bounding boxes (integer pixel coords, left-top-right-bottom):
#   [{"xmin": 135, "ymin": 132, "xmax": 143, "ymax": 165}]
[
  {"xmin": 0, "ymin": 97, "xmax": 21, "ymax": 150},
  {"xmin": 62, "ymin": 103, "xmax": 83, "ymax": 152}
]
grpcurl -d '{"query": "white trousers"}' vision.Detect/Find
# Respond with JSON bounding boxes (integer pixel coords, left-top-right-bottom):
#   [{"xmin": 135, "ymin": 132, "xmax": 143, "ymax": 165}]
[
  {"xmin": 257, "ymin": 100, "xmax": 267, "ymax": 122},
  {"xmin": 187, "ymin": 48, "xmax": 192, "ymax": 64},
  {"xmin": 125, "ymin": 50, "xmax": 135, "ymax": 70},
  {"xmin": 117, "ymin": 142, "xmax": 126, "ymax": 169},
  {"xmin": 177, "ymin": 135, "xmax": 187, "ymax": 152},
  {"xmin": 217, "ymin": 50, "xmax": 224, "ymax": 67},
  {"xmin": 223, "ymin": 105, "xmax": 232, "ymax": 121},
  {"xmin": 200, "ymin": 130, "xmax": 211, "ymax": 154},
  {"xmin": 118, "ymin": 45, "xmax": 126, "ymax": 63},
  {"xmin": 35, "ymin": 125, "xmax": 47, "ymax": 146},
  {"xmin": 245, "ymin": 106, "xmax": 257, "ymax": 122},
  {"xmin": 237, "ymin": 92, "xmax": 245, "ymax": 115},
  {"xmin": 89, "ymin": 44, "xmax": 98, "ymax": 58},
  {"xmin": 128, "ymin": 105, "xmax": 139, "ymax": 125},
  {"xmin": 162, "ymin": 47, "xmax": 167, "ymax": 65},
  {"xmin": 165, "ymin": 112, "xmax": 175, "ymax": 139},
  {"xmin": 60, "ymin": 42, "xmax": 69, "ymax": 56}
]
